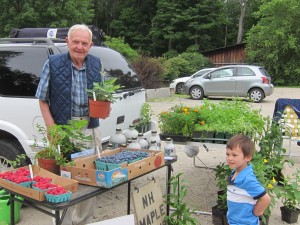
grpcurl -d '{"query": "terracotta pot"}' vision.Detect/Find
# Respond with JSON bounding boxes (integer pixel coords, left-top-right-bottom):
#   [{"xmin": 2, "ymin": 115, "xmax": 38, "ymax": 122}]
[
  {"xmin": 89, "ymin": 99, "xmax": 111, "ymax": 119},
  {"xmin": 37, "ymin": 158, "xmax": 60, "ymax": 175}
]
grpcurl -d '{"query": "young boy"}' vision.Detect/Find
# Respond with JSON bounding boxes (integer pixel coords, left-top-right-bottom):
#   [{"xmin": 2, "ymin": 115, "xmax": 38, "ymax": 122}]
[{"xmin": 226, "ymin": 134, "xmax": 271, "ymax": 225}]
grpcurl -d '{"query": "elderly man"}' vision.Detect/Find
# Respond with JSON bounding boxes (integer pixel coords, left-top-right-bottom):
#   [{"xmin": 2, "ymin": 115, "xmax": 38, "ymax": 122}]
[{"xmin": 36, "ymin": 24, "xmax": 102, "ymax": 225}]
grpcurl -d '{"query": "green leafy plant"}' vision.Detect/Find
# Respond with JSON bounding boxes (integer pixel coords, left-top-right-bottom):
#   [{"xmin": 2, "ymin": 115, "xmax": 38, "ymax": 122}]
[
  {"xmin": 197, "ymin": 99, "xmax": 265, "ymax": 141},
  {"xmin": 164, "ymin": 173, "xmax": 198, "ymax": 225},
  {"xmin": 214, "ymin": 162, "xmax": 231, "ymax": 210},
  {"xmin": 86, "ymin": 78, "xmax": 123, "ymax": 103},
  {"xmin": 158, "ymin": 104, "xmax": 203, "ymax": 137},
  {"xmin": 274, "ymin": 169, "xmax": 300, "ymax": 210},
  {"xmin": 251, "ymin": 116, "xmax": 293, "ymax": 223},
  {"xmin": 140, "ymin": 102, "xmax": 152, "ymax": 126},
  {"xmin": 7, "ymin": 154, "xmax": 28, "ymax": 168},
  {"xmin": 34, "ymin": 120, "xmax": 92, "ymax": 165}
]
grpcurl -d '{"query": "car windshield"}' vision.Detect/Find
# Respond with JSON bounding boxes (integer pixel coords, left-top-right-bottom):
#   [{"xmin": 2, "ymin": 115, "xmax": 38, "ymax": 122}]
[{"xmin": 192, "ymin": 69, "xmax": 213, "ymax": 78}]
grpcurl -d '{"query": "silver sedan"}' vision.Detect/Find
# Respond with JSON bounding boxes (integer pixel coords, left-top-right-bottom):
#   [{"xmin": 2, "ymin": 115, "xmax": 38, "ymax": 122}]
[{"xmin": 183, "ymin": 65, "xmax": 274, "ymax": 103}]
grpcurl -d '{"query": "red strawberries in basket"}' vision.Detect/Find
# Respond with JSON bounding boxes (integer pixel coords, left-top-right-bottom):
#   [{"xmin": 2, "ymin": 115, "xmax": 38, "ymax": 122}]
[{"xmin": 47, "ymin": 187, "xmax": 68, "ymax": 195}]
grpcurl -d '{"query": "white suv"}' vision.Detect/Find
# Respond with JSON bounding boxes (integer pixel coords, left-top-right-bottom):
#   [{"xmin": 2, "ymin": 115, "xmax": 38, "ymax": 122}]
[{"xmin": 0, "ymin": 38, "xmax": 153, "ymax": 169}]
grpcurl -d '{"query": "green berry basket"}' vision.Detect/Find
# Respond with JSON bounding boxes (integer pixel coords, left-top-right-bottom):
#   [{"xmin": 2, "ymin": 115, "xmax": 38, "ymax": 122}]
[
  {"xmin": 45, "ymin": 192, "xmax": 72, "ymax": 203},
  {"xmin": 94, "ymin": 161, "xmax": 107, "ymax": 171}
]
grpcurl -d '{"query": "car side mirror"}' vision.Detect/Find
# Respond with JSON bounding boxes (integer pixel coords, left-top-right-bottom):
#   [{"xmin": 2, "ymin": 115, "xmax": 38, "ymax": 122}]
[{"xmin": 204, "ymin": 74, "xmax": 211, "ymax": 79}]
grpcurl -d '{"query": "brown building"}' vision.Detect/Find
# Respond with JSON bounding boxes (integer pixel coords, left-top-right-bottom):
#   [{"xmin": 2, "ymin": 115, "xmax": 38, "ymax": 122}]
[{"xmin": 201, "ymin": 43, "xmax": 246, "ymax": 67}]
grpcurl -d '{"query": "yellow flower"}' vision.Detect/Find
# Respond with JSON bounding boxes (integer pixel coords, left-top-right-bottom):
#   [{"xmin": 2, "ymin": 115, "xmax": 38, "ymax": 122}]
[
  {"xmin": 182, "ymin": 108, "xmax": 188, "ymax": 112},
  {"xmin": 194, "ymin": 109, "xmax": 199, "ymax": 113},
  {"xmin": 200, "ymin": 121, "xmax": 205, "ymax": 125},
  {"xmin": 272, "ymin": 177, "xmax": 276, "ymax": 183},
  {"xmin": 263, "ymin": 159, "xmax": 268, "ymax": 163},
  {"xmin": 267, "ymin": 183, "xmax": 273, "ymax": 189}
]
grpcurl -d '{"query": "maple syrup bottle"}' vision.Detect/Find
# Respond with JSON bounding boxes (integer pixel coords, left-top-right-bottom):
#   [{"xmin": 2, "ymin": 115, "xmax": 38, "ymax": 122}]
[
  {"xmin": 164, "ymin": 138, "xmax": 176, "ymax": 157},
  {"xmin": 138, "ymin": 133, "xmax": 149, "ymax": 149},
  {"xmin": 147, "ymin": 130, "xmax": 161, "ymax": 149},
  {"xmin": 149, "ymin": 140, "xmax": 160, "ymax": 151},
  {"xmin": 109, "ymin": 128, "xmax": 127, "ymax": 148},
  {"xmin": 127, "ymin": 137, "xmax": 142, "ymax": 149},
  {"xmin": 123, "ymin": 125, "xmax": 139, "ymax": 141}
]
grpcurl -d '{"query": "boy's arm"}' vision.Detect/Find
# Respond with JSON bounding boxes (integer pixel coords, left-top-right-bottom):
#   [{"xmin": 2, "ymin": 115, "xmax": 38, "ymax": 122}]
[{"xmin": 253, "ymin": 193, "xmax": 271, "ymax": 216}]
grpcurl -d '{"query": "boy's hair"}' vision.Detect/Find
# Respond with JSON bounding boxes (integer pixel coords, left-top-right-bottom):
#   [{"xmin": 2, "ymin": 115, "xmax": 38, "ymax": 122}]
[{"xmin": 226, "ymin": 134, "xmax": 254, "ymax": 157}]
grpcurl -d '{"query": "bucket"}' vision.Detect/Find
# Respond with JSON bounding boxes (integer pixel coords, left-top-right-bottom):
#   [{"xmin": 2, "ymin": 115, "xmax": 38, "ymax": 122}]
[{"xmin": 0, "ymin": 190, "xmax": 22, "ymax": 224}]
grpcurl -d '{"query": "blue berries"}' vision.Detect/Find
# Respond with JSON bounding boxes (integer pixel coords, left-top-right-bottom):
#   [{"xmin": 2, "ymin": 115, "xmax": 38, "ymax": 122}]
[{"xmin": 95, "ymin": 150, "xmax": 149, "ymax": 171}]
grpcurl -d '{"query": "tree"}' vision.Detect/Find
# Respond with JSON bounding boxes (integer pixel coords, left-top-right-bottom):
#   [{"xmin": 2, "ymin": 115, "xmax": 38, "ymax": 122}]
[
  {"xmin": 151, "ymin": 0, "xmax": 226, "ymax": 56},
  {"xmin": 237, "ymin": 0, "xmax": 248, "ymax": 44},
  {"xmin": 246, "ymin": 0, "xmax": 300, "ymax": 85},
  {"xmin": 93, "ymin": 0, "xmax": 123, "ymax": 36},
  {"xmin": 108, "ymin": 0, "xmax": 157, "ymax": 55},
  {"xmin": 0, "ymin": 0, "xmax": 94, "ymax": 37},
  {"xmin": 162, "ymin": 52, "xmax": 211, "ymax": 82}
]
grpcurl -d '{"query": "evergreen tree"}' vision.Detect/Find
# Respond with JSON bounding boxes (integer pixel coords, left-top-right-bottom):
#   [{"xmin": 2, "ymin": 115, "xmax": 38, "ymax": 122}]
[{"xmin": 0, "ymin": 0, "xmax": 94, "ymax": 37}]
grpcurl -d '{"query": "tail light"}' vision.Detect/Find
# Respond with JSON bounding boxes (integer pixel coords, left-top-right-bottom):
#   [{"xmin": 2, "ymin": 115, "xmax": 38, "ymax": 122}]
[{"xmin": 261, "ymin": 77, "xmax": 270, "ymax": 84}]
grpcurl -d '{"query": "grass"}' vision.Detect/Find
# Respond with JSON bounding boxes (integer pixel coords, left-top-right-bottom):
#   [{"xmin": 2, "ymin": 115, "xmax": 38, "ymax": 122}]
[{"xmin": 147, "ymin": 94, "xmax": 190, "ymax": 102}]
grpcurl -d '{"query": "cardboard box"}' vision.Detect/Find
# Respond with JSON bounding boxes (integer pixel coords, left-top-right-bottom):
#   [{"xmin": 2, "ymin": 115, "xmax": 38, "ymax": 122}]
[
  {"xmin": 61, "ymin": 148, "xmax": 165, "ymax": 188},
  {"xmin": 0, "ymin": 165, "xmax": 78, "ymax": 201}
]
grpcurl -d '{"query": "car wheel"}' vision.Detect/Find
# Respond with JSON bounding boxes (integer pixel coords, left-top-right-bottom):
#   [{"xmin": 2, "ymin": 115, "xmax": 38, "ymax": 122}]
[
  {"xmin": 0, "ymin": 140, "xmax": 28, "ymax": 171},
  {"xmin": 190, "ymin": 86, "xmax": 204, "ymax": 100},
  {"xmin": 175, "ymin": 83, "xmax": 184, "ymax": 94},
  {"xmin": 249, "ymin": 88, "xmax": 265, "ymax": 103}
]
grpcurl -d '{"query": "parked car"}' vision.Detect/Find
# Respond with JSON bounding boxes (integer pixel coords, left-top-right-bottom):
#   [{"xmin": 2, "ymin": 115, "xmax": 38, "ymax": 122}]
[
  {"xmin": 0, "ymin": 36, "xmax": 154, "ymax": 169},
  {"xmin": 169, "ymin": 68, "xmax": 214, "ymax": 94},
  {"xmin": 183, "ymin": 65, "xmax": 274, "ymax": 103}
]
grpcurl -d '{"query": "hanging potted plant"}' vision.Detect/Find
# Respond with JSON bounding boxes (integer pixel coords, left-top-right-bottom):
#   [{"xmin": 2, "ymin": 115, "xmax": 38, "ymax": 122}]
[{"xmin": 86, "ymin": 78, "xmax": 122, "ymax": 119}]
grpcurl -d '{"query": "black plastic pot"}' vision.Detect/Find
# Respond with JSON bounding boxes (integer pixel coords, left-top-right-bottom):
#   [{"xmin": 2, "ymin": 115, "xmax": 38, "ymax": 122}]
[
  {"xmin": 280, "ymin": 206, "xmax": 300, "ymax": 224},
  {"xmin": 212, "ymin": 205, "xmax": 228, "ymax": 225}
]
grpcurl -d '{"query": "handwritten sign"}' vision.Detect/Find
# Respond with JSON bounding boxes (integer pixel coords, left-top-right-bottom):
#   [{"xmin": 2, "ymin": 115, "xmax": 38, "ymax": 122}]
[{"xmin": 132, "ymin": 180, "xmax": 167, "ymax": 225}]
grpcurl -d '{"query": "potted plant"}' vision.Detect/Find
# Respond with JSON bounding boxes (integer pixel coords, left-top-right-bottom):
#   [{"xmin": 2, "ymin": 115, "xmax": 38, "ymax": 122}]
[
  {"xmin": 86, "ymin": 78, "xmax": 122, "ymax": 119},
  {"xmin": 135, "ymin": 103, "xmax": 153, "ymax": 133},
  {"xmin": 158, "ymin": 104, "xmax": 203, "ymax": 142},
  {"xmin": 195, "ymin": 99, "xmax": 265, "ymax": 144},
  {"xmin": 252, "ymin": 117, "xmax": 293, "ymax": 225},
  {"xmin": 193, "ymin": 123, "xmax": 216, "ymax": 143},
  {"xmin": 274, "ymin": 169, "xmax": 300, "ymax": 224},
  {"xmin": 212, "ymin": 162, "xmax": 231, "ymax": 225},
  {"xmin": 164, "ymin": 173, "xmax": 198, "ymax": 225},
  {"xmin": 34, "ymin": 120, "xmax": 92, "ymax": 174}
]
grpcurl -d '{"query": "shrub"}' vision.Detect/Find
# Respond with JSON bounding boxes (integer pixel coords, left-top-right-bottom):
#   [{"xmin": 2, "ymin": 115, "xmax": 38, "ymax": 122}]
[
  {"xmin": 104, "ymin": 36, "xmax": 139, "ymax": 62},
  {"xmin": 162, "ymin": 52, "xmax": 211, "ymax": 82},
  {"xmin": 132, "ymin": 56, "xmax": 164, "ymax": 88}
]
